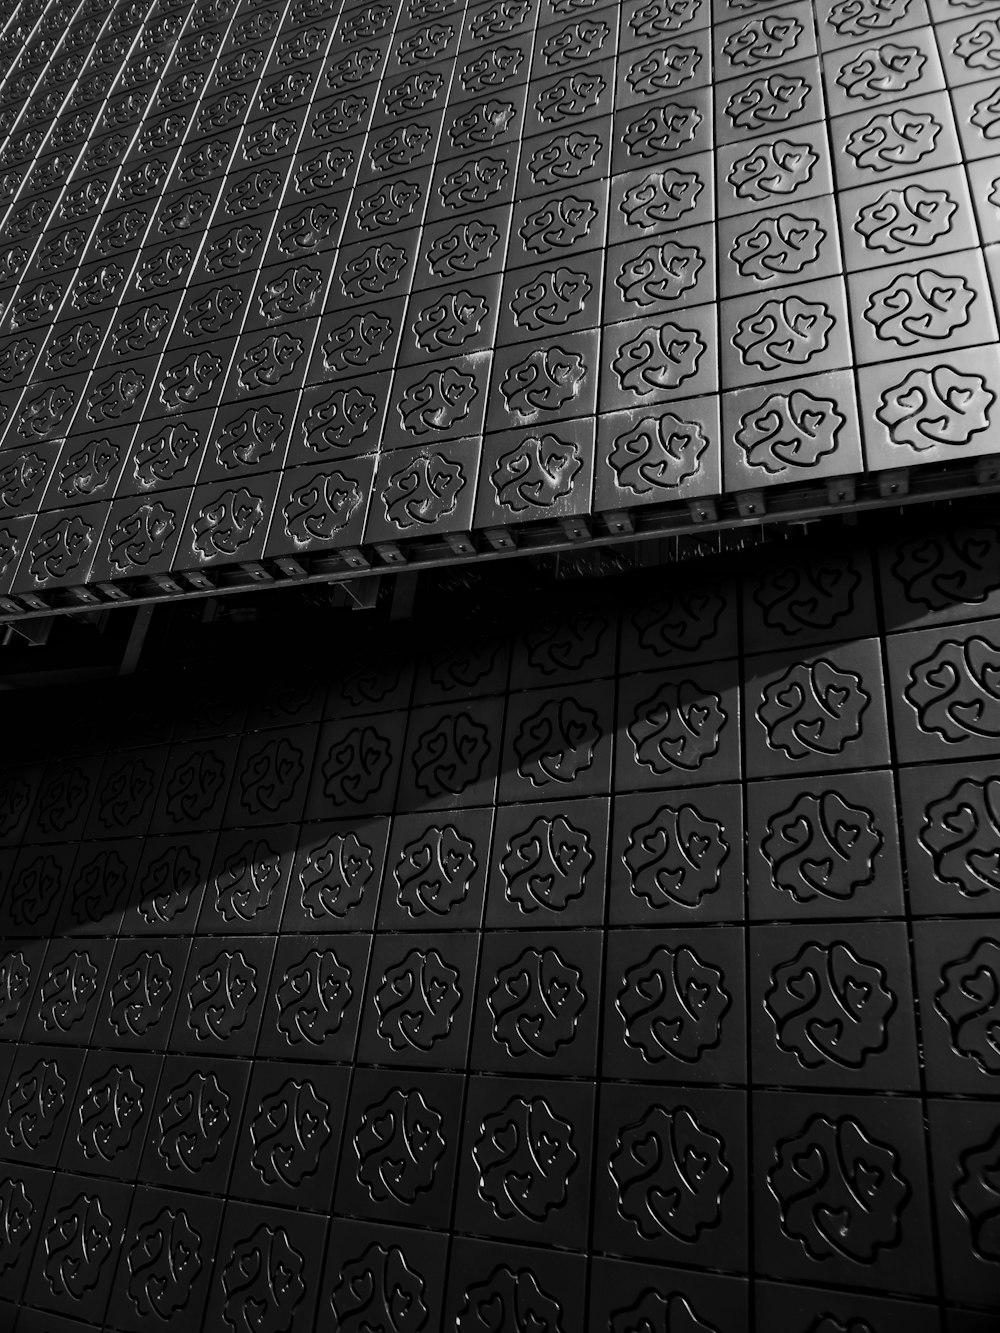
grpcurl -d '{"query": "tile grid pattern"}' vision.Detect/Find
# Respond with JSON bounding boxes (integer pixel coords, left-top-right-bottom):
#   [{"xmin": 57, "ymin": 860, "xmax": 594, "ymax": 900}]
[
  {"xmin": 1, "ymin": 519, "xmax": 1000, "ymax": 1327},
  {"xmin": 0, "ymin": 0, "xmax": 999, "ymax": 604}
]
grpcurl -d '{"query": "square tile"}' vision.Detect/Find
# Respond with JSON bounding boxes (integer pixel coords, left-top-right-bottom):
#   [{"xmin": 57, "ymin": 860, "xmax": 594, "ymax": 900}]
[
  {"xmin": 444, "ymin": 1238, "xmax": 587, "ymax": 1330},
  {"xmin": 914, "ymin": 918, "xmax": 1000, "ymax": 1093},
  {"xmin": 0, "ymin": 1046, "xmax": 85, "ymax": 1168},
  {"xmin": 397, "ymin": 698, "xmax": 504, "ymax": 809},
  {"xmin": 229, "ymin": 1059, "xmax": 349, "ymax": 1210},
  {"xmin": 742, "ymin": 546, "xmax": 878, "ymax": 652},
  {"xmin": 120, "ymin": 833, "xmax": 218, "ymax": 935},
  {"xmin": 753, "ymin": 1091, "xmax": 934, "ymax": 1293},
  {"xmin": 379, "ymin": 806, "xmax": 494, "ymax": 929},
  {"xmin": 750, "ymin": 920, "xmax": 919, "ymax": 1090},
  {"xmin": 91, "ymin": 937, "xmax": 192, "ymax": 1052},
  {"xmin": 471, "ymin": 930, "xmax": 602, "ymax": 1076},
  {"xmin": 500, "ymin": 681, "xmax": 614, "ymax": 802},
  {"xmin": 107, "ymin": 1187, "xmax": 224, "ymax": 1333},
  {"xmin": 609, "ymin": 786, "xmax": 745, "ymax": 925},
  {"xmin": 744, "ymin": 638, "xmax": 891, "ymax": 777},
  {"xmin": 455, "ymin": 1074, "xmax": 595, "ymax": 1247},
  {"xmin": 303, "ymin": 712, "xmax": 407, "ymax": 819},
  {"xmin": 358, "ymin": 932, "xmax": 479, "ymax": 1069},
  {"xmin": 138, "ymin": 1055, "xmax": 250, "ymax": 1196},
  {"xmin": 256, "ymin": 933, "xmax": 372, "ymax": 1062},
  {"xmin": 169, "ymin": 935, "xmax": 276, "ymax": 1058},
  {"xmin": 747, "ymin": 769, "xmax": 904, "ymax": 921},
  {"xmin": 23, "ymin": 1172, "xmax": 132, "ymax": 1321},
  {"xmin": 603, "ymin": 926, "xmax": 746, "ymax": 1084},
  {"xmin": 595, "ymin": 1083, "xmax": 748, "ymax": 1268},
  {"xmin": 202, "ymin": 1201, "xmax": 325, "ymax": 1333},
  {"xmin": 335, "ymin": 1067, "xmax": 465, "ymax": 1227},
  {"xmin": 589, "ymin": 1259, "xmax": 749, "ymax": 1333},
  {"xmin": 616, "ymin": 661, "xmax": 742, "ymax": 791},
  {"xmin": 283, "ymin": 817, "xmax": 391, "ymax": 932},
  {"xmin": 197, "ymin": 827, "xmax": 296, "ymax": 934},
  {"xmin": 58, "ymin": 1051, "xmax": 163, "ymax": 1180},
  {"xmin": 486, "ymin": 796, "xmax": 610, "ymax": 928},
  {"xmin": 321, "ymin": 1219, "xmax": 449, "ymax": 1328},
  {"xmin": 886, "ymin": 619, "xmax": 1000, "ymax": 762}
]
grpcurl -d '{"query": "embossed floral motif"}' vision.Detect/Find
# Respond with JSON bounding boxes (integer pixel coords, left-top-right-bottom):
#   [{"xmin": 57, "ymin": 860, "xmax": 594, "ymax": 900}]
[
  {"xmin": 905, "ymin": 638, "xmax": 1000, "ymax": 742},
  {"xmin": 475, "ymin": 1096, "xmax": 578, "ymax": 1220},
  {"xmin": 250, "ymin": 1077, "xmax": 331, "ymax": 1187},
  {"xmin": 412, "ymin": 291, "xmax": 488, "ymax": 354},
  {"xmin": 0, "ymin": 452, "xmax": 46, "ymax": 514},
  {"xmin": 284, "ymin": 468, "xmax": 364, "ymax": 545},
  {"xmin": 734, "ymin": 296, "xmax": 833, "ymax": 370},
  {"xmin": 528, "ymin": 131, "xmax": 601, "ymax": 185},
  {"xmin": 8, "ymin": 851, "xmax": 65, "ymax": 925},
  {"xmin": 618, "ymin": 944, "xmax": 730, "ymax": 1062},
  {"xmin": 276, "ymin": 948, "xmax": 352, "ymax": 1045},
  {"xmin": 892, "ymin": 527, "xmax": 1000, "ymax": 611},
  {"xmin": 416, "ymin": 714, "xmax": 493, "ymax": 794},
  {"xmin": 186, "ymin": 950, "xmax": 258, "ymax": 1041},
  {"xmin": 956, "ymin": 1125, "xmax": 1000, "ymax": 1260},
  {"xmin": 512, "ymin": 266, "xmax": 591, "ymax": 331},
  {"xmin": 502, "ymin": 346, "xmax": 587, "ymax": 414},
  {"xmin": 728, "ymin": 137, "xmax": 817, "ymax": 200},
  {"xmin": 222, "ymin": 1226, "xmax": 306, "ymax": 1332},
  {"xmin": 827, "ymin": 0, "xmax": 912, "ymax": 37},
  {"xmin": 624, "ymin": 804, "xmax": 729, "ymax": 908},
  {"xmin": 736, "ymin": 391, "xmax": 844, "ymax": 474},
  {"xmin": 5, "ymin": 1060, "xmax": 66, "ymax": 1151},
  {"xmin": 769, "ymin": 1115, "xmax": 908, "ymax": 1260},
  {"xmin": 184, "ymin": 284, "xmax": 243, "ymax": 338},
  {"xmin": 846, "ymin": 109, "xmax": 940, "ymax": 171},
  {"xmin": 109, "ymin": 950, "xmax": 173, "ymax": 1038},
  {"xmin": 340, "ymin": 243, "xmax": 408, "ymax": 299},
  {"xmin": 355, "ymin": 1087, "xmax": 446, "ymax": 1199},
  {"xmin": 758, "ymin": 659, "xmax": 869, "ymax": 759},
  {"xmin": 191, "ymin": 487, "xmax": 265, "ymax": 560},
  {"xmin": 502, "ymin": 814, "xmax": 593, "ymax": 913},
  {"xmin": 399, "ymin": 367, "xmax": 478, "ymax": 434},
  {"xmin": 731, "ymin": 213, "xmax": 824, "ymax": 281},
  {"xmin": 457, "ymin": 1268, "xmax": 564, "ymax": 1333},
  {"xmin": 628, "ymin": 679, "xmax": 726, "ymax": 772},
  {"xmin": 164, "ymin": 751, "xmax": 227, "ymax": 826},
  {"xmin": 971, "ymin": 85, "xmax": 1000, "ymax": 139},
  {"xmin": 920, "ymin": 777, "xmax": 1000, "ymax": 899},
  {"xmin": 76, "ymin": 1064, "xmax": 145, "ymax": 1161},
  {"xmin": 723, "ymin": 13, "xmax": 802, "ymax": 66},
  {"xmin": 543, "ymin": 18, "xmax": 609, "ymax": 64},
  {"xmin": 323, "ymin": 725, "xmax": 394, "ymax": 804},
  {"xmin": 461, "ymin": 44, "xmax": 524, "ymax": 91},
  {"xmin": 42, "ymin": 1193, "xmax": 113, "ymax": 1299},
  {"xmin": 159, "ymin": 350, "xmax": 223, "ymax": 410},
  {"xmin": 513, "ymin": 698, "xmax": 600, "ymax": 786},
  {"xmin": 238, "ymin": 331, "xmax": 304, "ymax": 391},
  {"xmin": 44, "ymin": 323, "xmax": 96, "ymax": 373},
  {"xmin": 356, "ymin": 179, "xmax": 422, "ymax": 233},
  {"xmin": 855, "ymin": 184, "xmax": 956, "ymax": 253},
  {"xmin": 214, "ymin": 839, "xmax": 282, "ymax": 923},
  {"xmin": 112, "ymin": 303, "xmax": 170, "ymax": 355},
  {"xmin": 619, "ymin": 241, "xmax": 703, "ymax": 306},
  {"xmin": 0, "ymin": 951, "xmax": 30, "ymax": 1025},
  {"xmin": 726, "ymin": 73, "xmax": 810, "ymax": 131},
  {"xmin": 865, "ymin": 270, "xmax": 975, "ymax": 346},
  {"xmin": 954, "ymin": 17, "xmax": 1000, "ymax": 69},
  {"xmin": 385, "ymin": 69, "xmax": 446, "ymax": 114},
  {"xmin": 627, "ymin": 42, "xmax": 702, "ymax": 96},
  {"xmin": 492, "ymin": 433, "xmax": 582, "ymax": 511},
  {"xmin": 428, "ymin": 219, "xmax": 501, "ymax": 277},
  {"xmin": 86, "ymin": 367, "xmax": 147, "ymax": 424},
  {"xmin": 57, "ymin": 437, "xmax": 120, "ymax": 501},
  {"xmin": 520, "ymin": 194, "xmax": 598, "ymax": 253},
  {"xmin": 489, "ymin": 948, "xmax": 586, "ymax": 1057},
  {"xmin": 614, "ymin": 323, "xmax": 706, "ymax": 393},
  {"xmin": 610, "ymin": 413, "xmax": 709, "ymax": 495},
  {"xmin": 259, "ymin": 265, "xmax": 323, "ymax": 323},
  {"xmin": 876, "ymin": 366, "xmax": 994, "ymax": 452},
  {"xmin": 837, "ymin": 41, "xmax": 926, "ymax": 99},
  {"xmin": 376, "ymin": 948, "xmax": 462, "ymax": 1050},
  {"xmin": 935, "ymin": 939, "xmax": 1000, "ymax": 1073},
  {"xmin": 370, "ymin": 121, "xmax": 435, "ymax": 170},
  {"xmin": 38, "ymin": 952, "xmax": 100, "ymax": 1033},
  {"xmin": 763, "ymin": 790, "xmax": 883, "ymax": 902},
  {"xmin": 766, "ymin": 942, "xmax": 895, "ymax": 1068},
  {"xmin": 297, "ymin": 832, "xmax": 373, "ymax": 920},
  {"xmin": 331, "ymin": 1244, "xmax": 429, "ymax": 1332},
  {"xmin": 0, "ymin": 1178, "xmax": 33, "ymax": 1275},
  {"xmin": 536, "ymin": 71, "xmax": 605, "ymax": 123},
  {"xmin": 610, "ymin": 1292, "xmax": 717, "ymax": 1333},
  {"xmin": 18, "ymin": 384, "xmax": 74, "ymax": 438},
  {"xmin": 611, "ymin": 1106, "xmax": 731, "ymax": 1240},
  {"xmin": 394, "ymin": 825, "xmax": 477, "ymax": 916},
  {"xmin": 126, "ymin": 1207, "xmax": 203, "ymax": 1319},
  {"xmin": 216, "ymin": 404, "xmax": 284, "ymax": 471},
  {"xmin": 440, "ymin": 154, "xmax": 509, "ymax": 208},
  {"xmin": 304, "ymin": 387, "xmax": 378, "ymax": 453},
  {"xmin": 384, "ymin": 453, "xmax": 467, "ymax": 529},
  {"xmin": 323, "ymin": 310, "xmax": 394, "ymax": 374}
]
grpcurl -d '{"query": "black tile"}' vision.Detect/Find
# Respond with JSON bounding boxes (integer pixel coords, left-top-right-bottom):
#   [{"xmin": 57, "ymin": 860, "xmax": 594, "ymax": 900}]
[
  {"xmin": 58, "ymin": 1050, "xmax": 163, "ymax": 1181},
  {"xmin": 257, "ymin": 932, "xmax": 371, "ymax": 1062},
  {"xmin": 379, "ymin": 806, "xmax": 494, "ymax": 930},
  {"xmin": 589, "ymin": 1259, "xmax": 749, "ymax": 1333},
  {"xmin": 321, "ymin": 1218, "xmax": 449, "ymax": 1330},
  {"xmin": 335, "ymin": 1066, "xmax": 465, "ymax": 1227},
  {"xmin": 138, "ymin": 1055, "xmax": 250, "ymax": 1196},
  {"xmin": 91, "ymin": 937, "xmax": 192, "ymax": 1053},
  {"xmin": 282, "ymin": 817, "xmax": 390, "ymax": 933},
  {"xmin": 202, "ymin": 1201, "xmax": 325, "ymax": 1333},
  {"xmin": 198, "ymin": 826, "xmax": 296, "ymax": 934},
  {"xmin": 500, "ymin": 682, "xmax": 614, "ymax": 803},
  {"xmin": 444, "ymin": 1238, "xmax": 588, "ymax": 1330},
  {"xmin": 170, "ymin": 936, "xmax": 276, "ymax": 1058}
]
